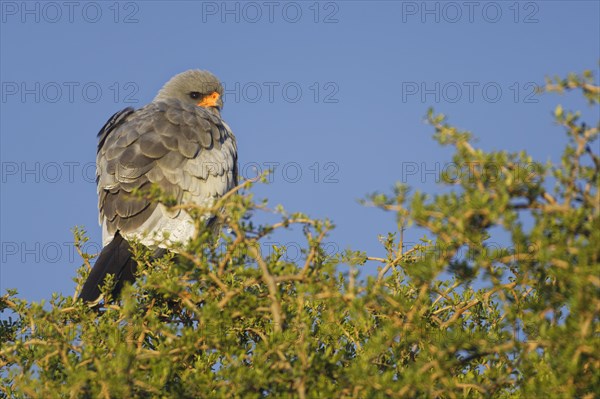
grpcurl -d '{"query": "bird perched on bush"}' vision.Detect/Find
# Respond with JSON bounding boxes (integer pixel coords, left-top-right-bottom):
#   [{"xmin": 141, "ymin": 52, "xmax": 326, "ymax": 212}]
[{"xmin": 79, "ymin": 70, "xmax": 238, "ymax": 305}]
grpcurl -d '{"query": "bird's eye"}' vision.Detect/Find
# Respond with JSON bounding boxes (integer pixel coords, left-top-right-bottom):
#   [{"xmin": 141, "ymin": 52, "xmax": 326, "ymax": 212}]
[{"xmin": 189, "ymin": 92, "xmax": 201, "ymax": 99}]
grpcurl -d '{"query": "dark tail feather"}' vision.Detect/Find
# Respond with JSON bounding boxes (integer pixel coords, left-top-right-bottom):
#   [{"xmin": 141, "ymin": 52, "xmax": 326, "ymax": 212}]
[{"xmin": 78, "ymin": 232, "xmax": 136, "ymax": 304}]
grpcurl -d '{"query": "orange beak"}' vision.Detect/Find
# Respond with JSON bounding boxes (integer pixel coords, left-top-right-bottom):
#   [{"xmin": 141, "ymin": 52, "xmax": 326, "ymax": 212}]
[{"xmin": 197, "ymin": 91, "xmax": 220, "ymax": 107}]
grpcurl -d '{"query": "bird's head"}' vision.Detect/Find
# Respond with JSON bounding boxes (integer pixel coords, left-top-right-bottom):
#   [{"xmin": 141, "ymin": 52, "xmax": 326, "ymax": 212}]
[{"xmin": 154, "ymin": 69, "xmax": 224, "ymax": 112}]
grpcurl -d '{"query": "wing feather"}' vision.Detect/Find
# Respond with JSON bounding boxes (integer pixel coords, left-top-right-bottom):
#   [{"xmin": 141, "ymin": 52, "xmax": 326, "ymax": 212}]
[{"xmin": 97, "ymin": 99, "xmax": 237, "ymax": 247}]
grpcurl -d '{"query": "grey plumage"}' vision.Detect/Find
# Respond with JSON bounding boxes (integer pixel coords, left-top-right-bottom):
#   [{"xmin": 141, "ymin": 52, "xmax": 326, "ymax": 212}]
[{"xmin": 79, "ymin": 70, "xmax": 237, "ymax": 304}]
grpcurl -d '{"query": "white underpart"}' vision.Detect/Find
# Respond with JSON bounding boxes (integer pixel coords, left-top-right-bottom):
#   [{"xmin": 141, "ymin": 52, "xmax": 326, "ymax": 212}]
[{"xmin": 101, "ymin": 171, "xmax": 234, "ymax": 248}]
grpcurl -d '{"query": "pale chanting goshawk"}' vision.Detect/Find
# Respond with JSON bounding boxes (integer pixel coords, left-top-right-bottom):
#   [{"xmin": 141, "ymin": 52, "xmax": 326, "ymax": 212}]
[{"xmin": 78, "ymin": 70, "xmax": 238, "ymax": 304}]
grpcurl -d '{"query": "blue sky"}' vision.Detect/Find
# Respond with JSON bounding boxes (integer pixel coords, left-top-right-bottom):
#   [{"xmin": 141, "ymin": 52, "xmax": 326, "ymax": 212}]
[{"xmin": 1, "ymin": 1, "xmax": 599, "ymax": 301}]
